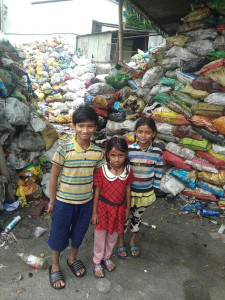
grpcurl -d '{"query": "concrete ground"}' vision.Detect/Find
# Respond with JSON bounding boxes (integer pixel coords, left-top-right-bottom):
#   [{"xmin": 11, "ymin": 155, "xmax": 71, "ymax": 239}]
[{"xmin": 0, "ymin": 197, "xmax": 225, "ymax": 300}]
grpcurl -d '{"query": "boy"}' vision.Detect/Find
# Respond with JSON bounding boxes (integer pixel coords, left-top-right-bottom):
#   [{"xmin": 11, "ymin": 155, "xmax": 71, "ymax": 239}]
[{"xmin": 47, "ymin": 105, "xmax": 103, "ymax": 289}]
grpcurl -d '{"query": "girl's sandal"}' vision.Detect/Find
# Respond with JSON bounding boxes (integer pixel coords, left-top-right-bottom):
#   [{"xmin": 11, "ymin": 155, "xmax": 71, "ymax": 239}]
[
  {"xmin": 93, "ymin": 264, "xmax": 105, "ymax": 278},
  {"xmin": 101, "ymin": 259, "xmax": 115, "ymax": 272}
]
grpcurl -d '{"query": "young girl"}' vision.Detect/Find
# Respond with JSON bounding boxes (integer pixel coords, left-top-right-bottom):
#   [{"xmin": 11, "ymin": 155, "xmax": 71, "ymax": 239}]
[
  {"xmin": 91, "ymin": 137, "xmax": 134, "ymax": 278},
  {"xmin": 118, "ymin": 117, "xmax": 163, "ymax": 259}
]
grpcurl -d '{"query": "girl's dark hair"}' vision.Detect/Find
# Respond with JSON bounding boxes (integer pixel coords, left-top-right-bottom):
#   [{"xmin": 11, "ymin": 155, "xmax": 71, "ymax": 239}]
[
  {"xmin": 105, "ymin": 137, "xmax": 129, "ymax": 169},
  {"xmin": 135, "ymin": 117, "xmax": 157, "ymax": 142},
  {"xmin": 72, "ymin": 104, "xmax": 98, "ymax": 125}
]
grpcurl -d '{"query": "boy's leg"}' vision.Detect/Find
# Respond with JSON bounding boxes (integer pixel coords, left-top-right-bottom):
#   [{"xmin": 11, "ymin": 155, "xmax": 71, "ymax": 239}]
[
  {"xmin": 50, "ymin": 250, "xmax": 65, "ymax": 288},
  {"xmin": 93, "ymin": 229, "xmax": 107, "ymax": 277},
  {"xmin": 129, "ymin": 206, "xmax": 147, "ymax": 256},
  {"xmin": 67, "ymin": 247, "xmax": 85, "ymax": 276},
  {"xmin": 102, "ymin": 231, "xmax": 118, "ymax": 270}
]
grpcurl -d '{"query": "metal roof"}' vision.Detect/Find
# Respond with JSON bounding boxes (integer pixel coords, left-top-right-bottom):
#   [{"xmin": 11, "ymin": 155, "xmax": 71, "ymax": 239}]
[{"xmin": 127, "ymin": 0, "xmax": 192, "ymax": 36}]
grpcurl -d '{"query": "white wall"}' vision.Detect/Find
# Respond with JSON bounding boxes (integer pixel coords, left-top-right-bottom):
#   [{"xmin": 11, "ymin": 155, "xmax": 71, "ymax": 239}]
[{"xmin": 3, "ymin": 0, "xmax": 118, "ymax": 45}]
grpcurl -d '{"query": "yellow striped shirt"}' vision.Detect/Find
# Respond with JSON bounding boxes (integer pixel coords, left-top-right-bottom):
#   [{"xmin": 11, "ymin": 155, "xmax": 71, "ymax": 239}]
[{"xmin": 52, "ymin": 136, "xmax": 104, "ymax": 204}]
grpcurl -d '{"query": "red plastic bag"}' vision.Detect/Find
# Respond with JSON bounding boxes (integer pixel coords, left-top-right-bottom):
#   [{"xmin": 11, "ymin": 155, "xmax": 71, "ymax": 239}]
[
  {"xmin": 90, "ymin": 106, "xmax": 108, "ymax": 118},
  {"xmin": 163, "ymin": 151, "xmax": 192, "ymax": 171},
  {"xmin": 182, "ymin": 189, "xmax": 217, "ymax": 201},
  {"xmin": 197, "ymin": 151, "xmax": 225, "ymax": 169}
]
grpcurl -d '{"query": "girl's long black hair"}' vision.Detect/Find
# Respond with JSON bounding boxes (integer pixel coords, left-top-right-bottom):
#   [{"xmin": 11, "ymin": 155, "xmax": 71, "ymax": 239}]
[
  {"xmin": 135, "ymin": 117, "xmax": 157, "ymax": 142},
  {"xmin": 105, "ymin": 137, "xmax": 130, "ymax": 174}
]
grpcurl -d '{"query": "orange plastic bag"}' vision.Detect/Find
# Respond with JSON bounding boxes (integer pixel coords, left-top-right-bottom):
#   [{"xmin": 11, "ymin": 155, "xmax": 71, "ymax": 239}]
[
  {"xmin": 190, "ymin": 115, "xmax": 217, "ymax": 132},
  {"xmin": 212, "ymin": 116, "xmax": 225, "ymax": 135},
  {"xmin": 198, "ymin": 169, "xmax": 225, "ymax": 186}
]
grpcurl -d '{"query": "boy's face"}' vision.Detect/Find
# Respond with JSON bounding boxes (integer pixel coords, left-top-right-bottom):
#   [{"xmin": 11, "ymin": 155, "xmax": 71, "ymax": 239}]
[{"xmin": 72, "ymin": 120, "xmax": 97, "ymax": 142}]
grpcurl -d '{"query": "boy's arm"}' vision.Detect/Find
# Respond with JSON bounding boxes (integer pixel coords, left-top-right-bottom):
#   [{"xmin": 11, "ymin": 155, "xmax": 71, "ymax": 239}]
[
  {"xmin": 47, "ymin": 164, "xmax": 62, "ymax": 213},
  {"xmin": 91, "ymin": 187, "xmax": 101, "ymax": 225},
  {"xmin": 125, "ymin": 185, "xmax": 131, "ymax": 220}
]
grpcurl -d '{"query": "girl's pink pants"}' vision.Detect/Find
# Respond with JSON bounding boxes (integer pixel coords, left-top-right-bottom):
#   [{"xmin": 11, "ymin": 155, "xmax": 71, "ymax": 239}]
[{"xmin": 93, "ymin": 229, "xmax": 118, "ymax": 265}]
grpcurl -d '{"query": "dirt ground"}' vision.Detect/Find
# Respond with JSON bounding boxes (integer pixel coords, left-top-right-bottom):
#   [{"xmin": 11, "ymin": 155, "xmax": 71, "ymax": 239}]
[{"xmin": 0, "ymin": 197, "xmax": 225, "ymax": 300}]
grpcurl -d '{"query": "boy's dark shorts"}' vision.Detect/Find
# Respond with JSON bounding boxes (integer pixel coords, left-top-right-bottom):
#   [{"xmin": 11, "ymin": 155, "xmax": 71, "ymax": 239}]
[{"xmin": 48, "ymin": 199, "xmax": 93, "ymax": 252}]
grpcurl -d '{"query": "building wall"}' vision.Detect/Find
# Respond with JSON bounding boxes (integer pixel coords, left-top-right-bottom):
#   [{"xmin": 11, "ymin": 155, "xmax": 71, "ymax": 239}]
[
  {"xmin": 2, "ymin": 0, "xmax": 118, "ymax": 45},
  {"xmin": 77, "ymin": 32, "xmax": 112, "ymax": 62}
]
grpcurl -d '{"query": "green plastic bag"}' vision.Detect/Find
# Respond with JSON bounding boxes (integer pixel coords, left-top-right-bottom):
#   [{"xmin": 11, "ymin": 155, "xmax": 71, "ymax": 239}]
[
  {"xmin": 153, "ymin": 92, "xmax": 171, "ymax": 104},
  {"xmin": 105, "ymin": 74, "xmax": 131, "ymax": 89},
  {"xmin": 191, "ymin": 102, "xmax": 225, "ymax": 117},
  {"xmin": 158, "ymin": 77, "xmax": 176, "ymax": 87},
  {"xmin": 179, "ymin": 138, "xmax": 211, "ymax": 151},
  {"xmin": 206, "ymin": 51, "xmax": 225, "ymax": 61}
]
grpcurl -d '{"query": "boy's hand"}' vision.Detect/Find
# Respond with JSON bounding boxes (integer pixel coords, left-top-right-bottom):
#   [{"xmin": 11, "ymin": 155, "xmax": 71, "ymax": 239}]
[
  {"xmin": 91, "ymin": 212, "xmax": 98, "ymax": 225},
  {"xmin": 47, "ymin": 202, "xmax": 54, "ymax": 213},
  {"xmin": 125, "ymin": 208, "xmax": 130, "ymax": 220}
]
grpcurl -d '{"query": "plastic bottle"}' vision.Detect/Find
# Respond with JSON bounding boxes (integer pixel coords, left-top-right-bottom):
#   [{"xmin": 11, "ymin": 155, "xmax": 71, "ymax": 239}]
[
  {"xmin": 17, "ymin": 253, "xmax": 48, "ymax": 270},
  {"xmin": 5, "ymin": 216, "xmax": 21, "ymax": 233},
  {"xmin": 201, "ymin": 208, "xmax": 220, "ymax": 217}
]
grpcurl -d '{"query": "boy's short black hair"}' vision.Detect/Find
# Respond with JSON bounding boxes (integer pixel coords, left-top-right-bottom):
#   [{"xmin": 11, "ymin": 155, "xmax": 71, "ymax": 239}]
[{"xmin": 72, "ymin": 105, "xmax": 98, "ymax": 125}]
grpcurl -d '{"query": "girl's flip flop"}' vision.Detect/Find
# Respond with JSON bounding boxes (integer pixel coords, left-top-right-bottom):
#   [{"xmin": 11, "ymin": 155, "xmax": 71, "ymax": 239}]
[
  {"xmin": 129, "ymin": 245, "xmax": 141, "ymax": 258},
  {"xmin": 117, "ymin": 246, "xmax": 128, "ymax": 259}
]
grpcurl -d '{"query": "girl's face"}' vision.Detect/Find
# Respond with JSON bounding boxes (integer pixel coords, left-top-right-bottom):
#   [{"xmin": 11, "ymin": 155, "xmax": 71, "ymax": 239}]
[
  {"xmin": 108, "ymin": 147, "xmax": 127, "ymax": 168},
  {"xmin": 135, "ymin": 125, "xmax": 156, "ymax": 146}
]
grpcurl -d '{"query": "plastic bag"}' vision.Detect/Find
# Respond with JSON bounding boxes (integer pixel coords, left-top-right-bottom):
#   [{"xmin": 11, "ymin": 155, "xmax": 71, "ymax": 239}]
[
  {"xmin": 185, "ymin": 28, "xmax": 217, "ymax": 40},
  {"xmin": 121, "ymin": 96, "xmax": 146, "ymax": 120},
  {"xmin": 204, "ymin": 92, "xmax": 225, "ymax": 106},
  {"xmin": 153, "ymin": 92, "xmax": 171, "ymax": 104},
  {"xmin": 106, "ymin": 120, "xmax": 136, "ymax": 135},
  {"xmin": 181, "ymin": 7, "xmax": 209, "ymax": 23},
  {"xmin": 165, "ymin": 99, "xmax": 192, "ymax": 119},
  {"xmin": 196, "ymin": 180, "xmax": 224, "ymax": 197},
  {"xmin": 176, "ymin": 69, "xmax": 196, "ymax": 84},
  {"xmin": 160, "ymin": 173, "xmax": 185, "ymax": 196},
  {"xmin": 152, "ymin": 107, "xmax": 190, "ymax": 125},
  {"xmin": 156, "ymin": 133, "xmax": 179, "ymax": 143},
  {"xmin": 172, "ymin": 91, "xmax": 199, "ymax": 107},
  {"xmin": 193, "ymin": 127, "xmax": 225, "ymax": 145},
  {"xmin": 18, "ymin": 129, "xmax": 45, "ymax": 152},
  {"xmin": 184, "ymin": 156, "xmax": 218, "ymax": 173},
  {"xmin": 191, "ymin": 102, "xmax": 225, "ymax": 117},
  {"xmin": 0, "ymin": 69, "xmax": 17, "ymax": 98},
  {"xmin": 197, "ymin": 150, "xmax": 225, "ymax": 168},
  {"xmin": 190, "ymin": 115, "xmax": 217, "ymax": 132},
  {"xmin": 197, "ymin": 58, "xmax": 225, "ymax": 87},
  {"xmin": 141, "ymin": 66, "xmax": 164, "ymax": 88},
  {"xmin": 173, "ymin": 125, "xmax": 202, "ymax": 140},
  {"xmin": 166, "ymin": 142, "xmax": 195, "ymax": 160},
  {"xmin": 192, "ymin": 76, "xmax": 221, "ymax": 92},
  {"xmin": 163, "ymin": 151, "xmax": 192, "ymax": 171},
  {"xmin": 198, "ymin": 169, "xmax": 225, "ymax": 186},
  {"xmin": 212, "ymin": 144, "xmax": 225, "ymax": 154},
  {"xmin": 166, "ymin": 35, "xmax": 193, "ymax": 47},
  {"xmin": 92, "ymin": 93, "xmax": 118, "ymax": 110},
  {"xmin": 182, "ymin": 57, "xmax": 209, "ymax": 73},
  {"xmin": 180, "ymin": 202, "xmax": 202, "ymax": 213},
  {"xmin": 170, "ymin": 169, "xmax": 196, "ymax": 189},
  {"xmin": 156, "ymin": 123, "xmax": 175, "ymax": 135},
  {"xmin": 105, "ymin": 74, "xmax": 131, "ymax": 89},
  {"xmin": 87, "ymin": 83, "xmax": 115, "ymax": 96},
  {"xmin": 161, "ymin": 57, "xmax": 182, "ymax": 71},
  {"xmin": 213, "ymin": 35, "xmax": 225, "ymax": 51},
  {"xmin": 150, "ymin": 85, "xmax": 171, "ymax": 96},
  {"xmin": 165, "ymin": 46, "xmax": 198, "ymax": 61},
  {"xmin": 40, "ymin": 116, "xmax": 58, "ymax": 150},
  {"xmin": 4, "ymin": 97, "xmax": 30, "ymax": 126},
  {"xmin": 212, "ymin": 116, "xmax": 225, "ymax": 134},
  {"xmin": 181, "ymin": 83, "xmax": 209, "ymax": 99},
  {"xmin": 179, "ymin": 138, "xmax": 211, "ymax": 151},
  {"xmin": 186, "ymin": 40, "xmax": 214, "ymax": 56},
  {"xmin": 182, "ymin": 187, "xmax": 217, "ymax": 201},
  {"xmin": 178, "ymin": 21, "xmax": 208, "ymax": 33}
]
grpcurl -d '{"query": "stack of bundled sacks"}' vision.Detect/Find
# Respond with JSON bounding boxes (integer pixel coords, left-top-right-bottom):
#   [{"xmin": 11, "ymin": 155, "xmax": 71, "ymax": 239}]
[
  {"xmin": 18, "ymin": 37, "xmax": 111, "ymax": 125},
  {"xmin": 84, "ymin": 4, "xmax": 225, "ymax": 213},
  {"xmin": 0, "ymin": 35, "xmax": 61, "ymax": 210}
]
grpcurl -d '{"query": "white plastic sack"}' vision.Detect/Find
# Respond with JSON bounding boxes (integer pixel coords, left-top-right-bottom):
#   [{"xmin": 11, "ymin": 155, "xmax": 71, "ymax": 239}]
[
  {"xmin": 80, "ymin": 72, "xmax": 95, "ymax": 81},
  {"xmin": 165, "ymin": 70, "xmax": 177, "ymax": 79},
  {"xmin": 212, "ymin": 144, "xmax": 225, "ymax": 155},
  {"xmin": 51, "ymin": 103, "xmax": 69, "ymax": 113},
  {"xmin": 156, "ymin": 123, "xmax": 175, "ymax": 135},
  {"xmin": 4, "ymin": 97, "xmax": 30, "ymax": 126},
  {"xmin": 87, "ymin": 83, "xmax": 115, "ymax": 95},
  {"xmin": 72, "ymin": 98, "xmax": 85, "ymax": 110},
  {"xmin": 176, "ymin": 69, "xmax": 195, "ymax": 84},
  {"xmin": 61, "ymin": 79, "xmax": 83, "ymax": 93},
  {"xmin": 142, "ymin": 66, "xmax": 164, "ymax": 88},
  {"xmin": 106, "ymin": 120, "xmax": 136, "ymax": 135},
  {"xmin": 96, "ymin": 74, "xmax": 107, "ymax": 82},
  {"xmin": 166, "ymin": 46, "xmax": 198, "ymax": 61},
  {"xmin": 74, "ymin": 57, "xmax": 92, "ymax": 66},
  {"xmin": 161, "ymin": 57, "xmax": 182, "ymax": 71},
  {"xmin": 186, "ymin": 40, "xmax": 214, "ymax": 56},
  {"xmin": 150, "ymin": 84, "xmax": 171, "ymax": 96},
  {"xmin": 41, "ymin": 140, "xmax": 59, "ymax": 161},
  {"xmin": 204, "ymin": 93, "xmax": 225, "ymax": 106},
  {"xmin": 95, "ymin": 63, "xmax": 112, "ymax": 75},
  {"xmin": 76, "ymin": 89, "xmax": 87, "ymax": 98},
  {"xmin": 166, "ymin": 142, "xmax": 195, "ymax": 160},
  {"xmin": 50, "ymin": 73, "xmax": 65, "ymax": 85},
  {"xmin": 17, "ymin": 129, "xmax": 45, "ymax": 152},
  {"xmin": 185, "ymin": 28, "xmax": 217, "ymax": 41},
  {"xmin": 160, "ymin": 173, "xmax": 185, "ymax": 196},
  {"xmin": 63, "ymin": 92, "xmax": 77, "ymax": 101},
  {"xmin": 41, "ymin": 82, "xmax": 52, "ymax": 94},
  {"xmin": 73, "ymin": 64, "xmax": 96, "ymax": 77},
  {"xmin": 30, "ymin": 114, "xmax": 46, "ymax": 132}
]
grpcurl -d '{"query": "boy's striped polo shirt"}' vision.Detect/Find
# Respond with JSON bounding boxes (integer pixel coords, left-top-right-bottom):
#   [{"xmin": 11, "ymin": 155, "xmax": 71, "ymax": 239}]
[{"xmin": 52, "ymin": 136, "xmax": 104, "ymax": 204}]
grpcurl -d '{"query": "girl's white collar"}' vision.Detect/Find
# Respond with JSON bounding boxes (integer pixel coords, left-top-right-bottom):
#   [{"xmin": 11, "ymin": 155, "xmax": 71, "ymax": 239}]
[{"xmin": 102, "ymin": 164, "xmax": 130, "ymax": 181}]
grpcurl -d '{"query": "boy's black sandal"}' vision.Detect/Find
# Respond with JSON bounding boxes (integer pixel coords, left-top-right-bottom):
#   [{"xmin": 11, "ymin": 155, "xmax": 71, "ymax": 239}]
[
  {"xmin": 67, "ymin": 259, "xmax": 86, "ymax": 277},
  {"xmin": 49, "ymin": 266, "xmax": 65, "ymax": 290}
]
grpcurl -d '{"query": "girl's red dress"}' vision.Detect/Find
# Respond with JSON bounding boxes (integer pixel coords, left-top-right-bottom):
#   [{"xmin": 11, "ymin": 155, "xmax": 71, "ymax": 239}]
[{"xmin": 93, "ymin": 164, "xmax": 134, "ymax": 234}]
